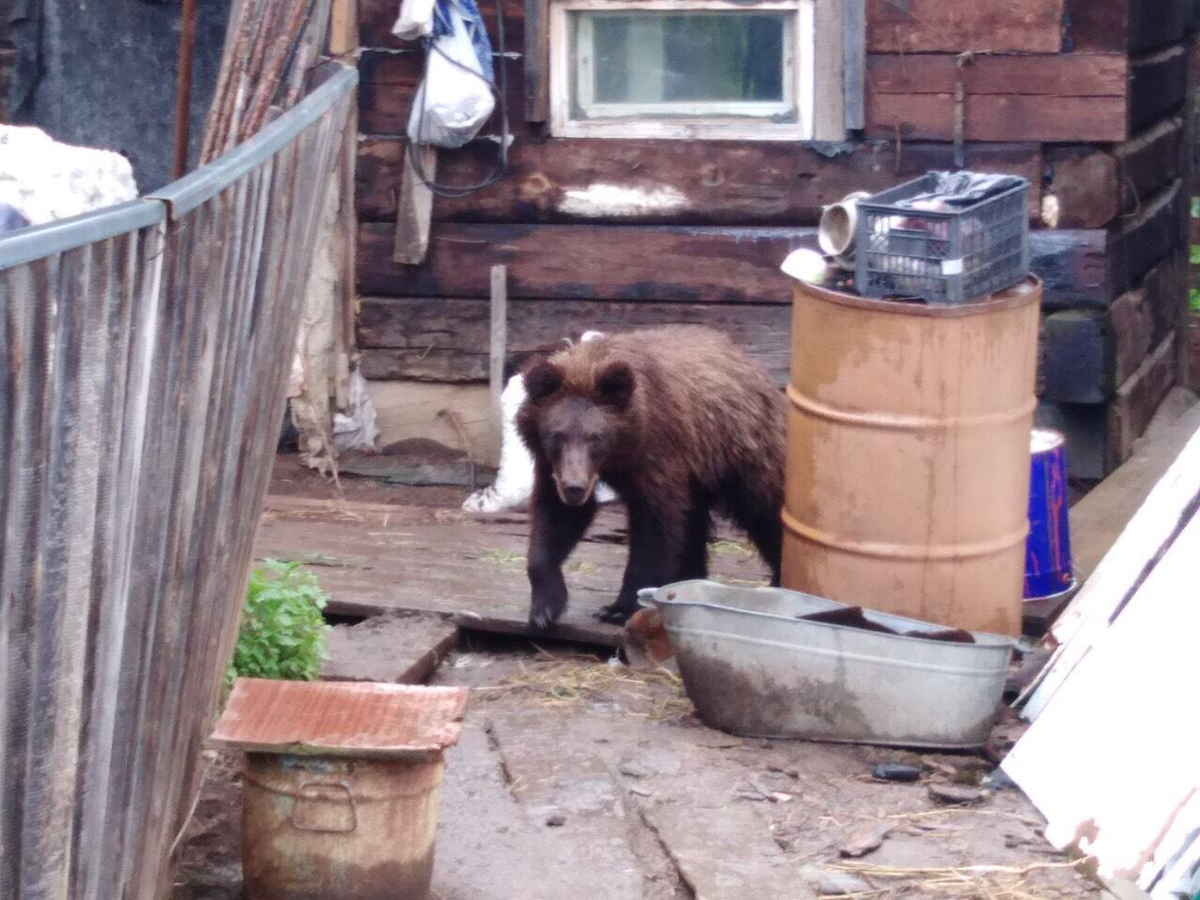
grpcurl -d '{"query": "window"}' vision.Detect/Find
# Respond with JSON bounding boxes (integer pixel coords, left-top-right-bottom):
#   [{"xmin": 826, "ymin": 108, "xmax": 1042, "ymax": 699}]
[{"xmin": 548, "ymin": 0, "xmax": 816, "ymax": 141}]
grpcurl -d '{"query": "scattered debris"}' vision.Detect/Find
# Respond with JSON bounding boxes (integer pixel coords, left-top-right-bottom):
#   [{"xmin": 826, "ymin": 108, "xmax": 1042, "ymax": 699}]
[
  {"xmin": 545, "ymin": 813, "xmax": 567, "ymax": 827},
  {"xmin": 872, "ymin": 763, "xmax": 923, "ymax": 782},
  {"xmin": 618, "ymin": 760, "xmax": 651, "ymax": 779},
  {"xmin": 839, "ymin": 825, "xmax": 891, "ymax": 858},
  {"xmin": 800, "ymin": 864, "xmax": 874, "ymax": 896},
  {"xmin": 827, "ymin": 859, "xmax": 1087, "ymax": 899},
  {"xmin": 928, "ymin": 784, "xmax": 989, "ymax": 806}
]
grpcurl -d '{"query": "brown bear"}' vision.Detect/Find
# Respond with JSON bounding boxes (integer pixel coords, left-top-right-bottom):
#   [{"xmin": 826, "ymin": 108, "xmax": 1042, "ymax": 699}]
[{"xmin": 516, "ymin": 325, "xmax": 786, "ymax": 629}]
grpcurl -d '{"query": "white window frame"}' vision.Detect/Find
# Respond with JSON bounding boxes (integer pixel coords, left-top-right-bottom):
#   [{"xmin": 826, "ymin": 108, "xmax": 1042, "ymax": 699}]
[{"xmin": 548, "ymin": 0, "xmax": 816, "ymax": 142}]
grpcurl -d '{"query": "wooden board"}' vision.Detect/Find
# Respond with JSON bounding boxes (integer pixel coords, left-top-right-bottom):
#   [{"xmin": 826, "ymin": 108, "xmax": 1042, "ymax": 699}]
[
  {"xmin": 358, "ymin": 222, "xmax": 817, "ymax": 303},
  {"xmin": 1069, "ymin": 396, "xmax": 1200, "ymax": 585},
  {"xmin": 253, "ymin": 495, "xmax": 771, "ymax": 648},
  {"xmin": 356, "ymin": 136, "xmax": 1044, "ymax": 225},
  {"xmin": 357, "ymin": 296, "xmax": 793, "ymax": 385},
  {"xmin": 358, "ymin": 225, "xmax": 1114, "ymax": 310},
  {"xmin": 1006, "ymin": 514, "xmax": 1200, "ymax": 881},
  {"xmin": 1128, "ymin": 46, "xmax": 1189, "ymax": 135},
  {"xmin": 866, "ymin": 92, "xmax": 1126, "ymax": 143},
  {"xmin": 866, "ymin": 53, "xmax": 1127, "ymax": 97},
  {"xmin": 866, "ymin": 0, "xmax": 1065, "ymax": 53}
]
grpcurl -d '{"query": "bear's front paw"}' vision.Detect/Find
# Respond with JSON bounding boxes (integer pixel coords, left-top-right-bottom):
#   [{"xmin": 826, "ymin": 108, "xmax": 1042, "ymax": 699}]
[
  {"xmin": 596, "ymin": 599, "xmax": 638, "ymax": 625},
  {"xmin": 528, "ymin": 573, "xmax": 569, "ymax": 630}
]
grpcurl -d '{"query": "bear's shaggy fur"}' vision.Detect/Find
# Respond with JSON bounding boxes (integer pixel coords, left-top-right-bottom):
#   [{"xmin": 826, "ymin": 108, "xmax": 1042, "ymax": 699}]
[{"xmin": 516, "ymin": 326, "xmax": 786, "ymax": 628}]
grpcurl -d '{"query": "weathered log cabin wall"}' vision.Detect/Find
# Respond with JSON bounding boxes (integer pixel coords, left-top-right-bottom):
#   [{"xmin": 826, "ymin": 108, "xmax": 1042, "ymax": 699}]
[{"xmin": 355, "ymin": 0, "xmax": 1195, "ymax": 477}]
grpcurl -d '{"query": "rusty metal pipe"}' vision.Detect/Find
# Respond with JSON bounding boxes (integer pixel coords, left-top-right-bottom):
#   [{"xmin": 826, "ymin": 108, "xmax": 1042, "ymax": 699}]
[{"xmin": 173, "ymin": 0, "xmax": 199, "ymax": 179}]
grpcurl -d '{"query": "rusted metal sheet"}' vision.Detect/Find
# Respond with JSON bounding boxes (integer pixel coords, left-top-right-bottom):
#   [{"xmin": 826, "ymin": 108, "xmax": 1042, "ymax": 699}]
[
  {"xmin": 0, "ymin": 63, "xmax": 357, "ymax": 900},
  {"xmin": 211, "ymin": 680, "xmax": 468, "ymax": 759}
]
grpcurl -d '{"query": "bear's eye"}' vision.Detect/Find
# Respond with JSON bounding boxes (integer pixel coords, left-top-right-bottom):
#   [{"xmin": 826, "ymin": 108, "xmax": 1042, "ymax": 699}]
[
  {"xmin": 586, "ymin": 433, "xmax": 602, "ymax": 449},
  {"xmin": 548, "ymin": 430, "xmax": 568, "ymax": 451}
]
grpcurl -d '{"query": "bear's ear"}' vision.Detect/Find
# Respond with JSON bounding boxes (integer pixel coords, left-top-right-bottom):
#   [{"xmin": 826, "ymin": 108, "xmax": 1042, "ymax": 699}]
[
  {"xmin": 524, "ymin": 361, "xmax": 563, "ymax": 402},
  {"xmin": 595, "ymin": 361, "xmax": 635, "ymax": 410}
]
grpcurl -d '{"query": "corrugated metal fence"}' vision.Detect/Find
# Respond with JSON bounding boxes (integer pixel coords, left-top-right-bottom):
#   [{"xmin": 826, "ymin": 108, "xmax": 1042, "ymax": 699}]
[{"xmin": 0, "ymin": 63, "xmax": 357, "ymax": 900}]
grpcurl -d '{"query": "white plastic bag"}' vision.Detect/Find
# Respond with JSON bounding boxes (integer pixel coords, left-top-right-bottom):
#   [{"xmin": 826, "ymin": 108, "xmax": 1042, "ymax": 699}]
[
  {"xmin": 392, "ymin": 0, "xmax": 436, "ymax": 40},
  {"xmin": 406, "ymin": 8, "xmax": 495, "ymax": 149},
  {"xmin": 332, "ymin": 369, "xmax": 380, "ymax": 453}
]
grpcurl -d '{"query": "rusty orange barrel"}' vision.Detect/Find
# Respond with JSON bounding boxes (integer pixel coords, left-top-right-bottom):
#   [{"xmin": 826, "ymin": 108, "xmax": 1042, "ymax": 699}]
[
  {"xmin": 782, "ymin": 276, "xmax": 1041, "ymax": 636},
  {"xmin": 242, "ymin": 753, "xmax": 444, "ymax": 900}
]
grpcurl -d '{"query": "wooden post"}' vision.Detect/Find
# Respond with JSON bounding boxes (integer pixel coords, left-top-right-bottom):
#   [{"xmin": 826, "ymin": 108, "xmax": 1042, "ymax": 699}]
[
  {"xmin": 489, "ymin": 265, "xmax": 508, "ymax": 455},
  {"xmin": 330, "ymin": 0, "xmax": 359, "ymax": 56},
  {"xmin": 393, "ymin": 144, "xmax": 438, "ymax": 265}
]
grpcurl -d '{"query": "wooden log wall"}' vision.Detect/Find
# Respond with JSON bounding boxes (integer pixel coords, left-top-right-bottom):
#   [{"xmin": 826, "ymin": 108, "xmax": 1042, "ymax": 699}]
[{"xmin": 355, "ymin": 0, "xmax": 1196, "ymax": 477}]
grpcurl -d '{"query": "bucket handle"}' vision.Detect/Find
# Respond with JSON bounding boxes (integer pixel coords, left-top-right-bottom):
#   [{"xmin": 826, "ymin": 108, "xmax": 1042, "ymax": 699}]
[{"xmin": 291, "ymin": 781, "xmax": 358, "ymax": 834}]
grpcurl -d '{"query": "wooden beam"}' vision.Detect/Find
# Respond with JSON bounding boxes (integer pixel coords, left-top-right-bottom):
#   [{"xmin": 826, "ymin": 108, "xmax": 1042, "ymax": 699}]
[
  {"xmin": 1114, "ymin": 117, "xmax": 1184, "ymax": 216},
  {"xmin": 363, "ymin": 223, "xmax": 1113, "ymax": 310},
  {"xmin": 357, "ymin": 296, "xmax": 794, "ymax": 385},
  {"xmin": 357, "ymin": 136, "xmax": 1044, "ymax": 225},
  {"xmin": 1128, "ymin": 0, "xmax": 1188, "ymax": 52},
  {"xmin": 1128, "ymin": 45, "xmax": 1188, "ymax": 135},
  {"xmin": 866, "ymin": 53, "xmax": 1127, "ymax": 97},
  {"xmin": 1044, "ymin": 147, "xmax": 1120, "ymax": 229},
  {"xmin": 1111, "ymin": 180, "xmax": 1183, "ymax": 295},
  {"xmin": 866, "ymin": 0, "xmax": 1066, "ymax": 53},
  {"xmin": 363, "ymin": 222, "xmax": 817, "ymax": 303},
  {"xmin": 868, "ymin": 93, "xmax": 1126, "ymax": 143}
]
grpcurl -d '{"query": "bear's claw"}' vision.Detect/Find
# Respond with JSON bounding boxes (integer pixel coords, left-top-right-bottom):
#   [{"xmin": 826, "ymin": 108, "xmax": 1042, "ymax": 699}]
[{"xmin": 595, "ymin": 603, "xmax": 636, "ymax": 625}]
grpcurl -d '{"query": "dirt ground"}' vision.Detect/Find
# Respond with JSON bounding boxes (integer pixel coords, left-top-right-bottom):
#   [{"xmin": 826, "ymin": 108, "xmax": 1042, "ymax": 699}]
[
  {"xmin": 173, "ymin": 637, "xmax": 1098, "ymax": 900},
  {"xmin": 172, "ymin": 456, "xmax": 1100, "ymax": 900}
]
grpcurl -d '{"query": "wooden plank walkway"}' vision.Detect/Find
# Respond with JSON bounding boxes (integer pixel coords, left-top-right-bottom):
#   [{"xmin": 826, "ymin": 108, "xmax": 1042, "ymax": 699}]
[{"xmin": 253, "ymin": 495, "xmax": 771, "ymax": 647}]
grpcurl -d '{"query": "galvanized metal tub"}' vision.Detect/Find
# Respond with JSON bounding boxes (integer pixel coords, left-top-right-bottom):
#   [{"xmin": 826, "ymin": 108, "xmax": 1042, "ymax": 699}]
[
  {"xmin": 243, "ymin": 753, "xmax": 443, "ymax": 900},
  {"xmin": 642, "ymin": 580, "xmax": 1016, "ymax": 749},
  {"xmin": 782, "ymin": 276, "xmax": 1041, "ymax": 637}
]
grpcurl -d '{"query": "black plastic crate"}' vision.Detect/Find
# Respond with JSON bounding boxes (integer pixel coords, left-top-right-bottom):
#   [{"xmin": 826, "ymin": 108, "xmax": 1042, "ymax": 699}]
[{"xmin": 854, "ymin": 173, "xmax": 1030, "ymax": 305}]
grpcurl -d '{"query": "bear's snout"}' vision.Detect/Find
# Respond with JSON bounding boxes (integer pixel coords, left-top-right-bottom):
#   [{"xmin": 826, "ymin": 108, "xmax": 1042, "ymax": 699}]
[{"xmin": 559, "ymin": 480, "xmax": 592, "ymax": 506}]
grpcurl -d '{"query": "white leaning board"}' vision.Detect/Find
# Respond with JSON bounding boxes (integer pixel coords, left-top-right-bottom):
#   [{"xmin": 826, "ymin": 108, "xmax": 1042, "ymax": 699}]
[{"xmin": 1002, "ymin": 512, "xmax": 1200, "ymax": 885}]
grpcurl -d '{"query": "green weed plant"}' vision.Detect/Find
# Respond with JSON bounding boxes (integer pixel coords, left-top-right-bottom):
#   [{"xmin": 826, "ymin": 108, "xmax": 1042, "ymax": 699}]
[{"xmin": 226, "ymin": 559, "xmax": 329, "ymax": 686}]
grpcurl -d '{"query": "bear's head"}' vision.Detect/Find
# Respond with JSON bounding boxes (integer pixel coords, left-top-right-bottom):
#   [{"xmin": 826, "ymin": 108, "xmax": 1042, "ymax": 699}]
[{"xmin": 517, "ymin": 358, "xmax": 637, "ymax": 507}]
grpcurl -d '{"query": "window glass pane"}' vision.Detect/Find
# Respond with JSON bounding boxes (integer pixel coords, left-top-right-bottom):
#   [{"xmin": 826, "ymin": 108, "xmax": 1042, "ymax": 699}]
[{"xmin": 580, "ymin": 12, "xmax": 786, "ymax": 106}]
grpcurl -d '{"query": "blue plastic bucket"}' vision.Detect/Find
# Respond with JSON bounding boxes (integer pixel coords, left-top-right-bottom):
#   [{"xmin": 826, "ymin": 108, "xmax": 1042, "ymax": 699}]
[{"xmin": 1024, "ymin": 429, "xmax": 1075, "ymax": 601}]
